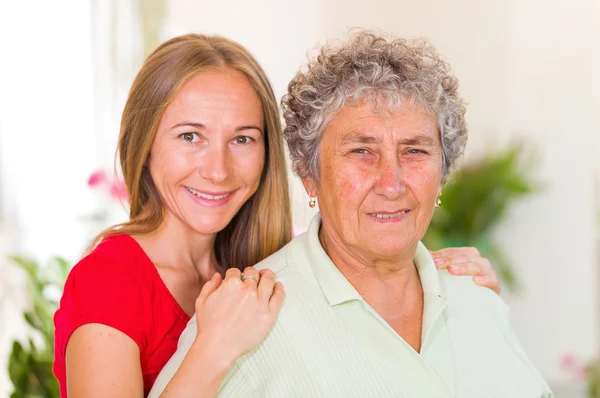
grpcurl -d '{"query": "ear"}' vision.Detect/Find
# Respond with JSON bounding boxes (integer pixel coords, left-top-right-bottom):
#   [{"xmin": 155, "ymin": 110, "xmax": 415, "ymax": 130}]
[{"xmin": 300, "ymin": 175, "xmax": 319, "ymax": 197}]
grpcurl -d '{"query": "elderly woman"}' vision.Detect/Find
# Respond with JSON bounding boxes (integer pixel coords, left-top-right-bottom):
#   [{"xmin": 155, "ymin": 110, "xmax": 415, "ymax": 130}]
[{"xmin": 150, "ymin": 32, "xmax": 552, "ymax": 398}]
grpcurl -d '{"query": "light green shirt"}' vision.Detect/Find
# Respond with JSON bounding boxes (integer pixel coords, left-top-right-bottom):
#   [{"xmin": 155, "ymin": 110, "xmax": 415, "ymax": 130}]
[{"xmin": 150, "ymin": 214, "xmax": 552, "ymax": 398}]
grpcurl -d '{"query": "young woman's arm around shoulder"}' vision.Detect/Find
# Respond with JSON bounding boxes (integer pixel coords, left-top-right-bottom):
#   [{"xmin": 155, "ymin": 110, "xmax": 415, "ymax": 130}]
[{"xmin": 65, "ymin": 267, "xmax": 283, "ymax": 398}]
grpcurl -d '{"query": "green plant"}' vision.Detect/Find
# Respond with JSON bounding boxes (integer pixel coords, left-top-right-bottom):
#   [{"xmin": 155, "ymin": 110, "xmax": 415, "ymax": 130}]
[
  {"xmin": 7, "ymin": 256, "xmax": 70, "ymax": 398},
  {"xmin": 423, "ymin": 143, "xmax": 539, "ymax": 291},
  {"xmin": 587, "ymin": 359, "xmax": 599, "ymax": 398}
]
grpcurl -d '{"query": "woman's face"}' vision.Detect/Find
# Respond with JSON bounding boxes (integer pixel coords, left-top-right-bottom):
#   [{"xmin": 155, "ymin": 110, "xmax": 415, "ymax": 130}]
[
  {"xmin": 149, "ymin": 68, "xmax": 265, "ymax": 236},
  {"xmin": 305, "ymin": 98, "xmax": 443, "ymax": 261}
]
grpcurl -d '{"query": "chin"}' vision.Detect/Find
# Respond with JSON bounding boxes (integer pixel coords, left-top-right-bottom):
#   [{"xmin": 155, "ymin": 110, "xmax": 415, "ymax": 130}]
[
  {"xmin": 186, "ymin": 216, "xmax": 234, "ymax": 235},
  {"xmin": 368, "ymin": 240, "xmax": 415, "ymax": 257}
]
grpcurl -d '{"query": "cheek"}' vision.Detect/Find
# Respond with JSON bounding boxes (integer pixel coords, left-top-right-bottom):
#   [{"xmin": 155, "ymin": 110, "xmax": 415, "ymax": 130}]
[
  {"xmin": 406, "ymin": 163, "xmax": 442, "ymax": 202},
  {"xmin": 235, "ymin": 148, "xmax": 265, "ymax": 190},
  {"xmin": 325, "ymin": 161, "xmax": 373, "ymax": 206},
  {"xmin": 151, "ymin": 147, "xmax": 192, "ymax": 181}
]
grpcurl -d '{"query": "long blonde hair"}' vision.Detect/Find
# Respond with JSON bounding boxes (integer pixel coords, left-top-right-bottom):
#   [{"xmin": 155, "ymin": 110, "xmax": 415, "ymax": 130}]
[{"xmin": 88, "ymin": 34, "xmax": 292, "ymax": 270}]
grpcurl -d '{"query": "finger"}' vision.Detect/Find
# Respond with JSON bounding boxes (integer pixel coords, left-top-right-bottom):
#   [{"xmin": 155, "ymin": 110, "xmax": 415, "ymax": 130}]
[
  {"xmin": 268, "ymin": 282, "xmax": 285, "ymax": 313},
  {"xmin": 225, "ymin": 267, "xmax": 242, "ymax": 280},
  {"xmin": 447, "ymin": 262, "xmax": 482, "ymax": 276},
  {"xmin": 430, "ymin": 247, "xmax": 466, "ymax": 259},
  {"xmin": 241, "ymin": 266, "xmax": 260, "ymax": 287},
  {"xmin": 434, "ymin": 253, "xmax": 481, "ymax": 269},
  {"xmin": 475, "ymin": 259, "xmax": 495, "ymax": 279},
  {"xmin": 197, "ymin": 272, "xmax": 222, "ymax": 302},
  {"xmin": 259, "ymin": 268, "xmax": 274, "ymax": 278},
  {"xmin": 473, "ymin": 276, "xmax": 501, "ymax": 294},
  {"xmin": 431, "ymin": 246, "xmax": 480, "ymax": 260},
  {"xmin": 448, "ymin": 257, "xmax": 493, "ymax": 277},
  {"xmin": 257, "ymin": 269, "xmax": 275, "ymax": 302}
]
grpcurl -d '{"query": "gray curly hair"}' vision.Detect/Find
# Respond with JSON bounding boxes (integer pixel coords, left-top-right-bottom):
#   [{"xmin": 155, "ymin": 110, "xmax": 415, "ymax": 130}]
[{"xmin": 281, "ymin": 31, "xmax": 468, "ymax": 184}]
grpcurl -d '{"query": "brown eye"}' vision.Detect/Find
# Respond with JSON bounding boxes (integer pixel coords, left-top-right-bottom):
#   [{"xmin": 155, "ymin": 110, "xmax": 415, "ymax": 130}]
[
  {"xmin": 180, "ymin": 133, "xmax": 198, "ymax": 143},
  {"xmin": 233, "ymin": 136, "xmax": 252, "ymax": 145}
]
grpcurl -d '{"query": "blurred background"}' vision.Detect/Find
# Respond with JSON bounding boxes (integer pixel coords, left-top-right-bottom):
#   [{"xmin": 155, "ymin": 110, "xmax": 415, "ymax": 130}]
[{"xmin": 0, "ymin": 0, "xmax": 599, "ymax": 397}]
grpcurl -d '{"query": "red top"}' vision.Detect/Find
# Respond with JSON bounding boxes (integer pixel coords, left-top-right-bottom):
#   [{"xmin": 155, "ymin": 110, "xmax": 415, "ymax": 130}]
[{"xmin": 53, "ymin": 234, "xmax": 191, "ymax": 397}]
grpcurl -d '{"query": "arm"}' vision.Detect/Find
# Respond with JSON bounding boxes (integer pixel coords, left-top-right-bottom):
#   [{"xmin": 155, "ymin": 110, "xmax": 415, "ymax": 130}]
[
  {"xmin": 152, "ymin": 267, "xmax": 283, "ymax": 398},
  {"xmin": 430, "ymin": 247, "xmax": 501, "ymax": 293},
  {"xmin": 155, "ymin": 335, "xmax": 234, "ymax": 398},
  {"xmin": 58, "ymin": 251, "xmax": 150, "ymax": 398},
  {"xmin": 66, "ymin": 324, "xmax": 144, "ymax": 397}
]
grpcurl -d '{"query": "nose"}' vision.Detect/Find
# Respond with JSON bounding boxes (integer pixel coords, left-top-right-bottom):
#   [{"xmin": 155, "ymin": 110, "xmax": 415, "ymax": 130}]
[
  {"xmin": 373, "ymin": 154, "xmax": 406, "ymax": 199},
  {"xmin": 199, "ymin": 142, "xmax": 230, "ymax": 183}
]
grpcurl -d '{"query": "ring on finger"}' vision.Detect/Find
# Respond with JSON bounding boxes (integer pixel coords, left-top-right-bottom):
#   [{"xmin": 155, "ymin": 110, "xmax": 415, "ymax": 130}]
[{"xmin": 241, "ymin": 274, "xmax": 258, "ymax": 283}]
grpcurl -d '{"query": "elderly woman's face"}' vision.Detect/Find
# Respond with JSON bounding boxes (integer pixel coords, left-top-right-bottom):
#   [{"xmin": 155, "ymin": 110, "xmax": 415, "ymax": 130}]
[{"xmin": 307, "ymin": 98, "xmax": 443, "ymax": 259}]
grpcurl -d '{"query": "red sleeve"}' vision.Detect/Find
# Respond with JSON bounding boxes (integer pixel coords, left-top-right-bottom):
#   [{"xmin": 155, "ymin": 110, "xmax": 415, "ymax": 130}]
[{"xmin": 54, "ymin": 248, "xmax": 150, "ymax": 360}]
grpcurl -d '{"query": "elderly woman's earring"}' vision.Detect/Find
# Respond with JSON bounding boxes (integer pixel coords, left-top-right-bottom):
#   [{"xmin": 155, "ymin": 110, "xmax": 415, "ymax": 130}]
[
  {"xmin": 435, "ymin": 197, "xmax": 442, "ymax": 207},
  {"xmin": 309, "ymin": 197, "xmax": 316, "ymax": 208}
]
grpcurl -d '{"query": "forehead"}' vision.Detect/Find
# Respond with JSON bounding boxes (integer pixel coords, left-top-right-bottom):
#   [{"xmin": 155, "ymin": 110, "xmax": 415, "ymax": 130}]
[
  {"xmin": 162, "ymin": 68, "xmax": 264, "ymax": 123},
  {"xmin": 325, "ymin": 97, "xmax": 438, "ymax": 142}
]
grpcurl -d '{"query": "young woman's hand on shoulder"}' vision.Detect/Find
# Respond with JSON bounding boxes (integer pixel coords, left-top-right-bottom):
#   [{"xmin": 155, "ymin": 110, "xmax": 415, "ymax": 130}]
[
  {"xmin": 194, "ymin": 267, "xmax": 285, "ymax": 357},
  {"xmin": 157, "ymin": 267, "xmax": 284, "ymax": 397}
]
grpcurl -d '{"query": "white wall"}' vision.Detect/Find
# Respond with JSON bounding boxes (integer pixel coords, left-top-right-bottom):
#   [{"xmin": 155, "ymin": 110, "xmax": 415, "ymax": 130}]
[
  {"xmin": 165, "ymin": 0, "xmax": 599, "ymax": 387},
  {"xmin": 0, "ymin": 1, "xmax": 99, "ymax": 395},
  {"xmin": 0, "ymin": 0, "xmax": 97, "ymax": 260},
  {"xmin": 499, "ymin": 0, "xmax": 600, "ymax": 385}
]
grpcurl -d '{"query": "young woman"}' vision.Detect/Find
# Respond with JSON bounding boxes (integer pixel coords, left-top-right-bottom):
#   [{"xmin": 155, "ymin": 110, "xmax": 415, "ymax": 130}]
[{"xmin": 53, "ymin": 34, "xmax": 500, "ymax": 397}]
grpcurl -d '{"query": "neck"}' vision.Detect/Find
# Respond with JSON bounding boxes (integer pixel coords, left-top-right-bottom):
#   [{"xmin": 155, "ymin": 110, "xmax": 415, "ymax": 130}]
[
  {"xmin": 318, "ymin": 225, "xmax": 422, "ymax": 313},
  {"xmin": 136, "ymin": 212, "xmax": 222, "ymax": 282}
]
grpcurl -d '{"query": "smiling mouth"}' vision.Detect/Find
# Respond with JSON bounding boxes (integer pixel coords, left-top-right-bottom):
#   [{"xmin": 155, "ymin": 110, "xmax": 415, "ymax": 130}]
[
  {"xmin": 185, "ymin": 187, "xmax": 231, "ymax": 200},
  {"xmin": 370, "ymin": 210, "xmax": 409, "ymax": 219}
]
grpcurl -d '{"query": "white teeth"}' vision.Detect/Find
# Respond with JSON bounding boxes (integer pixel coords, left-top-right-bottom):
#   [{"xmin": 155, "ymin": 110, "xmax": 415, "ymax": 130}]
[
  {"xmin": 186, "ymin": 187, "xmax": 229, "ymax": 200},
  {"xmin": 374, "ymin": 211, "xmax": 407, "ymax": 219}
]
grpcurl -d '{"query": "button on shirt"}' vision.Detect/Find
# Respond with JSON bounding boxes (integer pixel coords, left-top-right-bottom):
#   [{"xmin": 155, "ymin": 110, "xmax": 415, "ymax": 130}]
[{"xmin": 150, "ymin": 214, "xmax": 552, "ymax": 398}]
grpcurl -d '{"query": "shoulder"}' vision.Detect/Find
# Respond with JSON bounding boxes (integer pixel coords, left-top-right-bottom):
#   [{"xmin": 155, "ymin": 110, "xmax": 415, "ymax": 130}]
[
  {"xmin": 81, "ymin": 233, "xmax": 146, "ymax": 268},
  {"xmin": 252, "ymin": 236, "xmax": 302, "ymax": 275},
  {"xmin": 438, "ymin": 270, "xmax": 509, "ymax": 319},
  {"xmin": 57, "ymin": 234, "xmax": 157, "ymax": 332},
  {"xmin": 69, "ymin": 234, "xmax": 152, "ymax": 286},
  {"xmin": 55, "ymin": 235, "xmax": 156, "ymax": 360}
]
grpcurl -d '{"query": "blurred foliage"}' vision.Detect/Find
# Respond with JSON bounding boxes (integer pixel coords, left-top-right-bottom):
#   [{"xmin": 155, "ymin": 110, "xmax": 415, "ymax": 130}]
[
  {"xmin": 7, "ymin": 256, "xmax": 69, "ymax": 398},
  {"xmin": 423, "ymin": 143, "xmax": 540, "ymax": 291},
  {"xmin": 587, "ymin": 359, "xmax": 600, "ymax": 398}
]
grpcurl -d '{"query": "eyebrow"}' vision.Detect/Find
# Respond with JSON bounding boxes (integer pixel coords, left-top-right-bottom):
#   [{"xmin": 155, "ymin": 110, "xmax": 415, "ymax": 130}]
[
  {"xmin": 171, "ymin": 122, "xmax": 263, "ymax": 134},
  {"xmin": 341, "ymin": 133, "xmax": 382, "ymax": 145},
  {"xmin": 341, "ymin": 133, "xmax": 435, "ymax": 146},
  {"xmin": 399, "ymin": 135, "xmax": 435, "ymax": 146}
]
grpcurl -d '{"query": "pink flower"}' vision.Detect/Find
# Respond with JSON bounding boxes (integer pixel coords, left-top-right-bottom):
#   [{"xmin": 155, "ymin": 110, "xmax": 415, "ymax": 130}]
[
  {"xmin": 108, "ymin": 178, "xmax": 128, "ymax": 201},
  {"xmin": 572, "ymin": 364, "xmax": 588, "ymax": 381},
  {"xmin": 560, "ymin": 352, "xmax": 576, "ymax": 369},
  {"xmin": 87, "ymin": 169, "xmax": 128, "ymax": 203},
  {"xmin": 559, "ymin": 352, "xmax": 588, "ymax": 381},
  {"xmin": 87, "ymin": 170, "xmax": 107, "ymax": 187}
]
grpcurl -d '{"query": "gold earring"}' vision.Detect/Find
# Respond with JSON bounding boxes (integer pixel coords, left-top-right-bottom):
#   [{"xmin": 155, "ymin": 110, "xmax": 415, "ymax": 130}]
[
  {"xmin": 435, "ymin": 197, "xmax": 442, "ymax": 207},
  {"xmin": 309, "ymin": 197, "xmax": 316, "ymax": 208}
]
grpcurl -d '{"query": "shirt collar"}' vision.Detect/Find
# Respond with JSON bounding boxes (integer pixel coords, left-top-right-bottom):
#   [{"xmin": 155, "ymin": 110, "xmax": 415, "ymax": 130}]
[
  {"xmin": 300, "ymin": 213, "xmax": 446, "ymax": 307},
  {"xmin": 301, "ymin": 214, "xmax": 363, "ymax": 306},
  {"xmin": 413, "ymin": 240, "xmax": 446, "ymax": 300}
]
